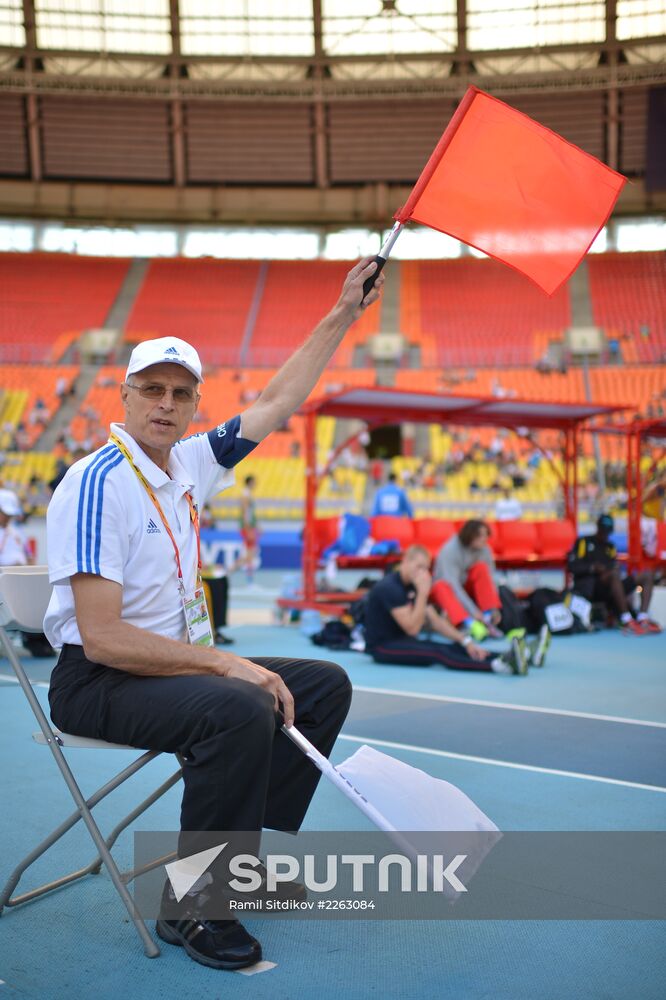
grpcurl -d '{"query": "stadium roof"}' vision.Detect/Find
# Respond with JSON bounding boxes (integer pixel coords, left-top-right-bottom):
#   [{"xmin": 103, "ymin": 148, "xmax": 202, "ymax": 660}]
[
  {"xmin": 0, "ymin": 2, "xmax": 664, "ymax": 221},
  {"xmin": 1, "ymin": 1, "xmax": 664, "ymax": 60},
  {"xmin": 301, "ymin": 386, "xmax": 628, "ymax": 429}
]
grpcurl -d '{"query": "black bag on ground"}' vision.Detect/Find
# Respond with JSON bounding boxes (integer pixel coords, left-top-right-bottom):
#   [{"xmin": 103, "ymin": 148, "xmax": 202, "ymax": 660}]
[
  {"xmin": 497, "ymin": 584, "xmax": 527, "ymax": 633},
  {"xmin": 311, "ymin": 620, "xmax": 353, "ymax": 650},
  {"xmin": 525, "ymin": 587, "xmax": 591, "ymax": 634}
]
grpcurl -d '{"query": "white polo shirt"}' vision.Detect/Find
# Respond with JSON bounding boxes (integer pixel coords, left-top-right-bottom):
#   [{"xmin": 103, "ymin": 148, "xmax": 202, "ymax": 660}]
[{"xmin": 44, "ymin": 418, "xmax": 256, "ymax": 648}]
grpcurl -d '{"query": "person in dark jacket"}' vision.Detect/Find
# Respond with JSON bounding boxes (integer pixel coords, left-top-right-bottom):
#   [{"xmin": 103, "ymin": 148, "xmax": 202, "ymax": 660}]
[
  {"xmin": 568, "ymin": 514, "xmax": 660, "ymax": 634},
  {"xmin": 364, "ymin": 545, "xmax": 530, "ymax": 674}
]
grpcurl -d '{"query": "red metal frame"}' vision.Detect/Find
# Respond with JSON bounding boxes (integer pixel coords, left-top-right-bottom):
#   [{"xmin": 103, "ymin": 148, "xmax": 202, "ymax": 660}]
[
  {"xmin": 287, "ymin": 387, "xmax": 627, "ymax": 612},
  {"xmin": 625, "ymin": 418, "xmax": 666, "ymax": 571}
]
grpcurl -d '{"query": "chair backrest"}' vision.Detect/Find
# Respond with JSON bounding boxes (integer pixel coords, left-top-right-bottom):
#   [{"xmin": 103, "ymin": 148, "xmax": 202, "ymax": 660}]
[
  {"xmin": 413, "ymin": 518, "xmax": 456, "ymax": 557},
  {"xmin": 313, "ymin": 516, "xmax": 340, "ymax": 557},
  {"xmin": 535, "ymin": 520, "xmax": 576, "ymax": 558},
  {"xmin": 370, "ymin": 515, "xmax": 415, "ymax": 549},
  {"xmin": 0, "ymin": 566, "xmax": 52, "ymax": 632},
  {"xmin": 496, "ymin": 521, "xmax": 538, "ymax": 558}
]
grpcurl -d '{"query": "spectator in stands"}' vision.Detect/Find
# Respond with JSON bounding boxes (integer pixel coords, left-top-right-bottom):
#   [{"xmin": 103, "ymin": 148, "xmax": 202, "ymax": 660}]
[
  {"xmin": 44, "ymin": 257, "xmax": 383, "ymax": 973},
  {"xmin": 19, "ymin": 476, "xmax": 52, "ymax": 520},
  {"xmin": 371, "ymin": 472, "xmax": 414, "ymax": 518},
  {"xmin": 568, "ymin": 514, "xmax": 660, "ymax": 634},
  {"xmin": 505, "ymin": 459, "xmax": 527, "ymax": 489},
  {"xmin": 48, "ymin": 447, "xmax": 88, "ymax": 494},
  {"xmin": 55, "ymin": 375, "xmax": 70, "ymax": 398},
  {"xmin": 431, "ymin": 520, "xmax": 503, "ymax": 640},
  {"xmin": 494, "ymin": 488, "xmax": 523, "ymax": 522},
  {"xmin": 364, "ymin": 545, "xmax": 529, "ymax": 674},
  {"xmin": 11, "ymin": 422, "xmax": 29, "ymax": 451}
]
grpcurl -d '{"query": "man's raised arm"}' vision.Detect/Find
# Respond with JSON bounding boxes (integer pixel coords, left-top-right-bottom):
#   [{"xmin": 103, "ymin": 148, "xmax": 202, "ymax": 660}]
[{"xmin": 240, "ymin": 257, "xmax": 383, "ymax": 443}]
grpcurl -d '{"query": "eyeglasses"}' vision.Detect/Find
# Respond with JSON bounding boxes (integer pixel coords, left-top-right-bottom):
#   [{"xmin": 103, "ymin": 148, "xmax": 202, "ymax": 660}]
[{"xmin": 125, "ymin": 382, "xmax": 199, "ymax": 404}]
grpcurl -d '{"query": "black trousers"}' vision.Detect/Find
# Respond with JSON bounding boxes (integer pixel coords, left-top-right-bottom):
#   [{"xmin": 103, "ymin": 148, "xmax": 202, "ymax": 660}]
[
  {"xmin": 49, "ymin": 646, "xmax": 352, "ymax": 849},
  {"xmin": 574, "ymin": 573, "xmax": 635, "ymax": 613},
  {"xmin": 368, "ymin": 637, "xmax": 492, "ymax": 671}
]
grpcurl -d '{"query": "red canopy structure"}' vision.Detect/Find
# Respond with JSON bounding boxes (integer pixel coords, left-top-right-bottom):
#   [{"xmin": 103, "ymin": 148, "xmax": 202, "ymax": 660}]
[{"xmin": 291, "ymin": 387, "xmax": 628, "ymax": 611}]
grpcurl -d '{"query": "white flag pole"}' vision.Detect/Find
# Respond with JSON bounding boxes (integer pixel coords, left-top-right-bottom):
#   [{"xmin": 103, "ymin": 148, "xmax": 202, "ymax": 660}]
[{"xmin": 281, "ymin": 724, "xmax": 396, "ymax": 833}]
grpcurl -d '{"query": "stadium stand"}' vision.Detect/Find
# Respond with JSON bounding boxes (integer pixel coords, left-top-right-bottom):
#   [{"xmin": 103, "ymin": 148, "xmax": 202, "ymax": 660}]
[
  {"xmin": 399, "ymin": 261, "xmax": 438, "ymax": 367},
  {"xmin": 247, "ymin": 261, "xmax": 381, "ymax": 367},
  {"xmin": 587, "ymin": 251, "xmax": 666, "ymax": 363},
  {"xmin": 124, "ymin": 259, "xmax": 263, "ymax": 366},
  {"xmin": 400, "ymin": 257, "xmax": 571, "ymax": 368},
  {"xmin": 0, "ymin": 253, "xmax": 128, "ymax": 362},
  {"xmin": 0, "ymin": 364, "xmax": 79, "ymax": 449},
  {"xmin": 395, "ymin": 367, "xmax": 586, "ymax": 401}
]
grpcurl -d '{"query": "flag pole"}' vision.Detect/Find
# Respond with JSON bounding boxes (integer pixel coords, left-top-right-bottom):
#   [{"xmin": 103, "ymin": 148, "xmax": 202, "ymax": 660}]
[{"xmin": 361, "ymin": 220, "xmax": 404, "ymax": 301}]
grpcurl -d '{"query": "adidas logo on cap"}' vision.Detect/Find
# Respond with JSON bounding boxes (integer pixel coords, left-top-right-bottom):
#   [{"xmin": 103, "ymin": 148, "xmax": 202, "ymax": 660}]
[{"xmin": 164, "ymin": 346, "xmax": 180, "ymax": 355}]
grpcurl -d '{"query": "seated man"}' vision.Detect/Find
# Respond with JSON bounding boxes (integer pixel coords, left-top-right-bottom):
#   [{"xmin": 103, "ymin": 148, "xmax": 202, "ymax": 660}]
[
  {"xmin": 431, "ymin": 520, "xmax": 503, "ymax": 639},
  {"xmin": 568, "ymin": 514, "xmax": 660, "ymax": 634},
  {"xmin": 44, "ymin": 258, "xmax": 383, "ymax": 972},
  {"xmin": 364, "ymin": 545, "xmax": 533, "ymax": 674}
]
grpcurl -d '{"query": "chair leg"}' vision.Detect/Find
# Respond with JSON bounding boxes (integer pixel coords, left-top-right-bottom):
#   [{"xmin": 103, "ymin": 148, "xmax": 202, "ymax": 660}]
[
  {"xmin": 1, "ymin": 766, "xmax": 182, "ymax": 901},
  {"xmin": 0, "ymin": 630, "xmax": 161, "ymax": 958}
]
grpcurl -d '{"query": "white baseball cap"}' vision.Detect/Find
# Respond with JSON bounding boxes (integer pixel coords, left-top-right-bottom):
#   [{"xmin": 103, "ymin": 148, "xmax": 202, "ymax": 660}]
[
  {"xmin": 0, "ymin": 488, "xmax": 22, "ymax": 517},
  {"xmin": 125, "ymin": 337, "xmax": 204, "ymax": 384}
]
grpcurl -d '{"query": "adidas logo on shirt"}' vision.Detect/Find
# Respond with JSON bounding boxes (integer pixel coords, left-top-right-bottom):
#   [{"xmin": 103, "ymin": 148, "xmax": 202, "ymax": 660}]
[
  {"xmin": 147, "ymin": 518, "xmax": 161, "ymax": 534},
  {"xmin": 164, "ymin": 346, "xmax": 179, "ymax": 355}
]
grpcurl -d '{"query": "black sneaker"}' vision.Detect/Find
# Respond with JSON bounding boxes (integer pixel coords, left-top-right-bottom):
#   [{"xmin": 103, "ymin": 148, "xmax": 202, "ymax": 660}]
[
  {"xmin": 157, "ymin": 881, "xmax": 261, "ymax": 970},
  {"xmin": 156, "ymin": 916, "xmax": 261, "ymax": 970},
  {"xmin": 529, "ymin": 625, "xmax": 551, "ymax": 667},
  {"xmin": 503, "ymin": 636, "xmax": 529, "ymax": 676}
]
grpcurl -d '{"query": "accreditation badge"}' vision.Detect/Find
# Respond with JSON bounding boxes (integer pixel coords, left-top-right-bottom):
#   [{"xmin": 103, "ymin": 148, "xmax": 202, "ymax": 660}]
[{"xmin": 182, "ymin": 587, "xmax": 215, "ymax": 647}]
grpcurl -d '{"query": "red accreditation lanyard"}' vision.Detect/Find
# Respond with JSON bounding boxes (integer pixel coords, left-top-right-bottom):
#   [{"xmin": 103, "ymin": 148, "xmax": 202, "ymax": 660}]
[{"xmin": 110, "ymin": 433, "xmax": 201, "ymax": 592}]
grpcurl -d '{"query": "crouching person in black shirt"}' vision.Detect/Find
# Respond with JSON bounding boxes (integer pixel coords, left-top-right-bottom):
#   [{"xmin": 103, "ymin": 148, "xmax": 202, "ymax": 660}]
[
  {"xmin": 568, "ymin": 514, "xmax": 660, "ymax": 635},
  {"xmin": 364, "ymin": 545, "xmax": 528, "ymax": 674}
]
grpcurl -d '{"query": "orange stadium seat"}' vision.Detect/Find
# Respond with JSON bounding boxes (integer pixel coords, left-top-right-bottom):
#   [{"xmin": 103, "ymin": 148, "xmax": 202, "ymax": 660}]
[
  {"xmin": 125, "ymin": 258, "xmax": 262, "ymax": 367},
  {"xmin": 247, "ymin": 261, "xmax": 380, "ymax": 367},
  {"xmin": 413, "ymin": 517, "xmax": 456, "ymax": 558},
  {"xmin": 587, "ymin": 252, "xmax": 666, "ymax": 363},
  {"xmin": 535, "ymin": 520, "xmax": 576, "ymax": 561},
  {"xmin": 401, "ymin": 258, "xmax": 570, "ymax": 368},
  {"xmin": 0, "ymin": 253, "xmax": 129, "ymax": 363},
  {"xmin": 496, "ymin": 521, "xmax": 539, "ymax": 561},
  {"xmin": 314, "ymin": 516, "xmax": 341, "ymax": 557},
  {"xmin": 370, "ymin": 515, "xmax": 415, "ymax": 549}
]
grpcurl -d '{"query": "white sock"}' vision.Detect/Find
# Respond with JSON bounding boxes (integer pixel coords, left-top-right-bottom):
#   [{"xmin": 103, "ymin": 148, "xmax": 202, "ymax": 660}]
[
  {"xmin": 490, "ymin": 656, "xmax": 512, "ymax": 675},
  {"xmin": 620, "ymin": 612, "xmax": 632, "ymax": 624},
  {"xmin": 637, "ymin": 612, "xmax": 648, "ymax": 622}
]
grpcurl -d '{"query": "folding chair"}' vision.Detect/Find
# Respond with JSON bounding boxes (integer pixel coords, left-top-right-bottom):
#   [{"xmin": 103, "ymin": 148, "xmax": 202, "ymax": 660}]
[{"xmin": 0, "ymin": 566, "xmax": 183, "ymax": 958}]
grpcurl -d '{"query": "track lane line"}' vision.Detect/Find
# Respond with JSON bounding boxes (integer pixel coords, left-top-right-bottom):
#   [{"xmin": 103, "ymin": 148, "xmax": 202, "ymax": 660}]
[
  {"xmin": 338, "ymin": 733, "xmax": 666, "ymax": 793},
  {"xmin": 352, "ymin": 685, "xmax": 666, "ymax": 729}
]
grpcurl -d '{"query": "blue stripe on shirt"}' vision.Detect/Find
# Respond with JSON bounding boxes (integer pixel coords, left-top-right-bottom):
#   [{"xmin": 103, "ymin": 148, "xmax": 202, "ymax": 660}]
[
  {"xmin": 93, "ymin": 451, "xmax": 124, "ymax": 574},
  {"xmin": 76, "ymin": 445, "xmax": 115, "ymax": 573}
]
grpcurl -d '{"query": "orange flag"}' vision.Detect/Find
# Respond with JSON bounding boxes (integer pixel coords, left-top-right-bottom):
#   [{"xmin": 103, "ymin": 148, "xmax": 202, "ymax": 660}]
[{"xmin": 395, "ymin": 87, "xmax": 626, "ymax": 295}]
